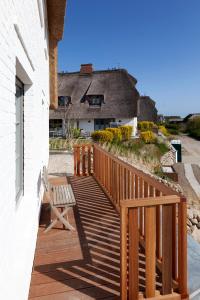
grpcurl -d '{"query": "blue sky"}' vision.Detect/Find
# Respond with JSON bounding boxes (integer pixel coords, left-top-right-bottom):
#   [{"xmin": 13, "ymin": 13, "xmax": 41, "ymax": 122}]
[{"xmin": 58, "ymin": 0, "xmax": 200, "ymax": 117}]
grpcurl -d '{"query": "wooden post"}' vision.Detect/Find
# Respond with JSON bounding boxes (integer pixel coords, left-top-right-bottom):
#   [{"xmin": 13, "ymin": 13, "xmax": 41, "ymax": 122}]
[
  {"xmin": 129, "ymin": 208, "xmax": 139, "ymax": 300},
  {"xmin": 121, "ymin": 206, "xmax": 128, "ymax": 300},
  {"xmin": 135, "ymin": 175, "xmax": 138, "ymax": 198},
  {"xmin": 77, "ymin": 146, "xmax": 80, "ymax": 176},
  {"xmin": 178, "ymin": 200, "xmax": 188, "ymax": 299},
  {"xmin": 172, "ymin": 203, "xmax": 177, "ymax": 280},
  {"xmin": 145, "ymin": 206, "xmax": 156, "ymax": 298},
  {"xmin": 162, "ymin": 204, "xmax": 173, "ymax": 295},
  {"xmin": 73, "ymin": 146, "xmax": 77, "ymax": 175},
  {"xmin": 88, "ymin": 146, "xmax": 91, "ymax": 175},
  {"xmin": 82, "ymin": 146, "xmax": 86, "ymax": 175}
]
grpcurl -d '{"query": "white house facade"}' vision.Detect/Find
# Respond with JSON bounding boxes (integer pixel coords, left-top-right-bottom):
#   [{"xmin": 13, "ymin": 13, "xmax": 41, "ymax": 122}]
[
  {"xmin": 0, "ymin": 1, "xmax": 66, "ymax": 299},
  {"xmin": 78, "ymin": 117, "xmax": 138, "ymax": 136},
  {"xmin": 50, "ymin": 64, "xmax": 140, "ymax": 137}
]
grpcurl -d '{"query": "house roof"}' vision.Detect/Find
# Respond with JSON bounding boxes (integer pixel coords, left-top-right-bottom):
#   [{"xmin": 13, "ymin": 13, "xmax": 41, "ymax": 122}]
[
  {"xmin": 184, "ymin": 113, "xmax": 200, "ymax": 122},
  {"xmin": 47, "ymin": 0, "xmax": 67, "ymax": 41},
  {"xmin": 55, "ymin": 68, "xmax": 140, "ymax": 119}
]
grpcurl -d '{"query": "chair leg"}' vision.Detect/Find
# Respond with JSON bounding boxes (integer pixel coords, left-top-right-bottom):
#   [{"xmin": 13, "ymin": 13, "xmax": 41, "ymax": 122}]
[
  {"xmin": 44, "ymin": 206, "xmax": 75, "ymax": 233},
  {"xmin": 61, "ymin": 207, "xmax": 65, "ymax": 229}
]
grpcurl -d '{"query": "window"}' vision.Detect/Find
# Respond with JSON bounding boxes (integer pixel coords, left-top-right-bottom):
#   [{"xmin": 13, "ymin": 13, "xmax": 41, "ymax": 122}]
[
  {"xmin": 58, "ymin": 96, "xmax": 71, "ymax": 107},
  {"xmin": 49, "ymin": 119, "xmax": 63, "ymax": 130},
  {"xmin": 94, "ymin": 119, "xmax": 114, "ymax": 130},
  {"xmin": 87, "ymin": 95, "xmax": 104, "ymax": 107},
  {"xmin": 49, "ymin": 119, "xmax": 63, "ymax": 137},
  {"xmin": 15, "ymin": 77, "xmax": 24, "ymax": 200}
]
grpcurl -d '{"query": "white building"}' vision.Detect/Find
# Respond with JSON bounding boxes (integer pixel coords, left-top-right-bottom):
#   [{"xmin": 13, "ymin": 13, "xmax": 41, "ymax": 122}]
[
  {"xmin": 0, "ymin": 1, "xmax": 66, "ymax": 299},
  {"xmin": 50, "ymin": 64, "xmax": 140, "ymax": 137}
]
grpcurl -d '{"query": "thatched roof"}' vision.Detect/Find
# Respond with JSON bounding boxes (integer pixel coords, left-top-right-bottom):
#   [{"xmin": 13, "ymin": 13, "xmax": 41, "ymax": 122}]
[
  {"xmin": 56, "ymin": 68, "xmax": 140, "ymax": 119},
  {"xmin": 47, "ymin": 0, "xmax": 67, "ymax": 41}
]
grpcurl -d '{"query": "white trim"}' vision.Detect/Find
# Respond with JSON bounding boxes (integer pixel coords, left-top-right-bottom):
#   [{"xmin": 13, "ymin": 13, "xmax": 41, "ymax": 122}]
[
  {"xmin": 37, "ymin": 0, "xmax": 44, "ymax": 28},
  {"xmin": 14, "ymin": 24, "xmax": 35, "ymax": 71}
]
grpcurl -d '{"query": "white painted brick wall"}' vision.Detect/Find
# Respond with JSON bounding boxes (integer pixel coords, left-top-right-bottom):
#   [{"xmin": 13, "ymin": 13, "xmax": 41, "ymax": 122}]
[
  {"xmin": 78, "ymin": 118, "xmax": 138, "ymax": 136},
  {"xmin": 79, "ymin": 119, "xmax": 94, "ymax": 133},
  {"xmin": 115, "ymin": 117, "xmax": 138, "ymax": 136},
  {"xmin": 0, "ymin": 1, "xmax": 49, "ymax": 299}
]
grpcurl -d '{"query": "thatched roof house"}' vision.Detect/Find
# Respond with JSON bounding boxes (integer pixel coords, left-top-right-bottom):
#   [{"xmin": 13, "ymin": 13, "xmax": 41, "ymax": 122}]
[
  {"xmin": 50, "ymin": 64, "xmax": 157, "ymax": 135},
  {"xmin": 137, "ymin": 96, "xmax": 158, "ymax": 122},
  {"xmin": 57, "ymin": 64, "xmax": 139, "ymax": 119}
]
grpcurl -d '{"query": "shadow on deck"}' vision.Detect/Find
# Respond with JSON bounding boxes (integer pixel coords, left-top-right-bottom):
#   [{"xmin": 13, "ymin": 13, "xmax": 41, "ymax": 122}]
[{"xmin": 29, "ymin": 176, "xmax": 121, "ymax": 299}]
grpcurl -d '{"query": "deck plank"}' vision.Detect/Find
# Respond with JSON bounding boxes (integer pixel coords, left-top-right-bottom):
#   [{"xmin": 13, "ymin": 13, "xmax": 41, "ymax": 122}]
[{"xmin": 29, "ymin": 176, "xmax": 120, "ymax": 300}]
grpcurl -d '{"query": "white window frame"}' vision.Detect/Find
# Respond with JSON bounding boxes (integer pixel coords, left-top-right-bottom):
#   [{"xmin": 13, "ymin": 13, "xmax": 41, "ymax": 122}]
[{"xmin": 15, "ymin": 77, "xmax": 24, "ymax": 201}]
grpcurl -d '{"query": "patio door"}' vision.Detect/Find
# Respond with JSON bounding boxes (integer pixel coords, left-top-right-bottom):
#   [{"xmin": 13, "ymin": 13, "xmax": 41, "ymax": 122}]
[
  {"xmin": 94, "ymin": 119, "xmax": 114, "ymax": 130},
  {"xmin": 15, "ymin": 77, "xmax": 24, "ymax": 201}
]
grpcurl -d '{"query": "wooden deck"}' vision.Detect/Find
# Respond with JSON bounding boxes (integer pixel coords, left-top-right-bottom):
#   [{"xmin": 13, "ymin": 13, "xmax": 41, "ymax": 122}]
[{"xmin": 28, "ymin": 176, "xmax": 121, "ymax": 300}]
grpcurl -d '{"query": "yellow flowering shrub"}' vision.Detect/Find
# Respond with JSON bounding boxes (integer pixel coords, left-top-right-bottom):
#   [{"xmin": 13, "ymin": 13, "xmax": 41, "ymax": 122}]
[
  {"xmin": 158, "ymin": 126, "xmax": 169, "ymax": 136},
  {"xmin": 91, "ymin": 130, "xmax": 113, "ymax": 143},
  {"xmin": 140, "ymin": 130, "xmax": 156, "ymax": 143},
  {"xmin": 119, "ymin": 125, "xmax": 133, "ymax": 140},
  {"xmin": 106, "ymin": 128, "xmax": 122, "ymax": 142},
  {"xmin": 138, "ymin": 121, "xmax": 156, "ymax": 131}
]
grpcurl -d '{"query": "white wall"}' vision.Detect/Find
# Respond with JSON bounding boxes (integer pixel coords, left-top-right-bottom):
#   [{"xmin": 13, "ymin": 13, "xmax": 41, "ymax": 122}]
[
  {"xmin": 78, "ymin": 118, "xmax": 137, "ymax": 136},
  {"xmin": 115, "ymin": 117, "xmax": 138, "ymax": 136},
  {"xmin": 0, "ymin": 1, "xmax": 49, "ymax": 299},
  {"xmin": 79, "ymin": 119, "xmax": 94, "ymax": 133}
]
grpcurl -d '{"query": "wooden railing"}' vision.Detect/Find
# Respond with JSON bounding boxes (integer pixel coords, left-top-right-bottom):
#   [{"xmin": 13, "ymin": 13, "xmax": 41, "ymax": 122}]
[
  {"xmin": 73, "ymin": 144, "xmax": 188, "ymax": 300},
  {"xmin": 73, "ymin": 144, "xmax": 92, "ymax": 176}
]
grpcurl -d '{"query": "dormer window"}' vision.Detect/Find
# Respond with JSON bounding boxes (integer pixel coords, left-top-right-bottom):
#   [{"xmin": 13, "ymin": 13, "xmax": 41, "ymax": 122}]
[
  {"xmin": 87, "ymin": 95, "xmax": 104, "ymax": 107},
  {"xmin": 58, "ymin": 96, "xmax": 71, "ymax": 107}
]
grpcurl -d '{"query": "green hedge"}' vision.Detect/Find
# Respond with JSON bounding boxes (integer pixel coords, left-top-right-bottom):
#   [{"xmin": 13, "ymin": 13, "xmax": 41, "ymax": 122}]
[
  {"xmin": 165, "ymin": 123, "xmax": 180, "ymax": 135},
  {"xmin": 187, "ymin": 117, "xmax": 200, "ymax": 139}
]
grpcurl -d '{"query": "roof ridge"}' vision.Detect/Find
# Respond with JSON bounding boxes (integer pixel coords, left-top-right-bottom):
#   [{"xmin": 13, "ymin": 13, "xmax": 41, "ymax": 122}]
[{"xmin": 59, "ymin": 68, "xmax": 129, "ymax": 75}]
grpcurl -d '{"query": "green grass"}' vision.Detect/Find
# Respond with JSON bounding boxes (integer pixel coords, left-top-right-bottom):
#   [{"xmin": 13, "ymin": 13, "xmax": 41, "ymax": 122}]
[
  {"xmin": 102, "ymin": 138, "xmax": 169, "ymax": 176},
  {"xmin": 49, "ymin": 138, "xmax": 91, "ymax": 151},
  {"xmin": 155, "ymin": 142, "xmax": 169, "ymax": 156}
]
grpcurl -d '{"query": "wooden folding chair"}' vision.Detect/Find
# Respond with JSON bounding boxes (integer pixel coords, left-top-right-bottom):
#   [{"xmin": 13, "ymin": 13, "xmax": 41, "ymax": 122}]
[{"xmin": 42, "ymin": 167, "xmax": 76, "ymax": 233}]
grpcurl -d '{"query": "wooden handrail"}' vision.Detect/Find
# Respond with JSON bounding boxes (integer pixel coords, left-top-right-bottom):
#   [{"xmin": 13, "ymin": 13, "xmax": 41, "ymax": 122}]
[
  {"xmin": 121, "ymin": 195, "xmax": 181, "ymax": 208},
  {"xmin": 73, "ymin": 143, "xmax": 188, "ymax": 300},
  {"xmin": 74, "ymin": 144, "xmax": 92, "ymax": 176},
  {"xmin": 93, "ymin": 143, "xmax": 179, "ymax": 196}
]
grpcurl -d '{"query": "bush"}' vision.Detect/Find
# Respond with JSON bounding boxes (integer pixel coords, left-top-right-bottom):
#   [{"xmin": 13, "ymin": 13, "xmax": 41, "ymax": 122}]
[
  {"xmin": 155, "ymin": 142, "xmax": 169, "ymax": 155},
  {"xmin": 158, "ymin": 125, "xmax": 169, "ymax": 136},
  {"xmin": 106, "ymin": 128, "xmax": 122, "ymax": 143},
  {"xmin": 187, "ymin": 117, "xmax": 200, "ymax": 139},
  {"xmin": 71, "ymin": 128, "xmax": 81, "ymax": 138},
  {"xmin": 165, "ymin": 123, "xmax": 180, "ymax": 135},
  {"xmin": 138, "ymin": 121, "xmax": 156, "ymax": 131},
  {"xmin": 91, "ymin": 130, "xmax": 113, "ymax": 143},
  {"xmin": 140, "ymin": 131, "xmax": 156, "ymax": 143},
  {"xmin": 119, "ymin": 125, "xmax": 133, "ymax": 140}
]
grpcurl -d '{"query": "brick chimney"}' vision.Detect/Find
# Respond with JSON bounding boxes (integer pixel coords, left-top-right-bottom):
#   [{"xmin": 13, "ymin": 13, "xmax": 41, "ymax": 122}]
[{"xmin": 80, "ymin": 64, "xmax": 93, "ymax": 75}]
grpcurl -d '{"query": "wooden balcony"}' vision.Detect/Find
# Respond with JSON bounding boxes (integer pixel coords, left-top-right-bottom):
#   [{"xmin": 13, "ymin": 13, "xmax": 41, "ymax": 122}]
[
  {"xmin": 29, "ymin": 144, "xmax": 188, "ymax": 299},
  {"xmin": 29, "ymin": 175, "xmax": 121, "ymax": 299}
]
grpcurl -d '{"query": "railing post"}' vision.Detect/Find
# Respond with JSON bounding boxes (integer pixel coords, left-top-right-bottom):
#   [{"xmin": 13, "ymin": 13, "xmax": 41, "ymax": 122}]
[
  {"xmin": 145, "ymin": 206, "xmax": 156, "ymax": 298},
  {"xmin": 82, "ymin": 145, "xmax": 86, "ymax": 175},
  {"xmin": 121, "ymin": 206, "xmax": 128, "ymax": 300},
  {"xmin": 129, "ymin": 208, "xmax": 139, "ymax": 300},
  {"xmin": 178, "ymin": 199, "xmax": 188, "ymax": 299},
  {"xmin": 162, "ymin": 204, "xmax": 173, "ymax": 295},
  {"xmin": 88, "ymin": 145, "xmax": 91, "ymax": 175},
  {"xmin": 77, "ymin": 145, "xmax": 80, "ymax": 176},
  {"xmin": 172, "ymin": 203, "xmax": 178, "ymax": 280},
  {"xmin": 73, "ymin": 146, "xmax": 77, "ymax": 175}
]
